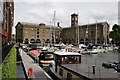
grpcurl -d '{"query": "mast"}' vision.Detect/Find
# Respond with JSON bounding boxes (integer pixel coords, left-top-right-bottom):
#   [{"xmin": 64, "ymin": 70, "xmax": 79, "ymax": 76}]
[
  {"xmin": 87, "ymin": 21, "xmax": 89, "ymax": 43},
  {"xmin": 85, "ymin": 20, "xmax": 89, "ymax": 44},
  {"xmin": 53, "ymin": 11, "xmax": 56, "ymax": 44},
  {"xmin": 78, "ymin": 26, "xmax": 79, "ymax": 44},
  {"xmin": 95, "ymin": 21, "xmax": 97, "ymax": 44},
  {"xmin": 50, "ymin": 21, "xmax": 52, "ymax": 46},
  {"xmin": 117, "ymin": 3, "xmax": 120, "ymax": 69},
  {"xmin": 76, "ymin": 26, "xmax": 77, "ymax": 44},
  {"xmin": 118, "ymin": 50, "xmax": 120, "ymax": 72},
  {"xmin": 77, "ymin": 12, "xmax": 79, "ymax": 44}
]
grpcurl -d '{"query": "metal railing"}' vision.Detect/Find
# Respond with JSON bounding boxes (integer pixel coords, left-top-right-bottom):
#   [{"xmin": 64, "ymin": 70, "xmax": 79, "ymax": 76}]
[{"xmin": 1, "ymin": 44, "xmax": 14, "ymax": 64}]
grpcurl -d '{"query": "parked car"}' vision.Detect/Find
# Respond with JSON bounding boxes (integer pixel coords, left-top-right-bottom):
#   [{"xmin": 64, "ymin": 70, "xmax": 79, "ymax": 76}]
[{"xmin": 102, "ymin": 62, "xmax": 118, "ymax": 68}]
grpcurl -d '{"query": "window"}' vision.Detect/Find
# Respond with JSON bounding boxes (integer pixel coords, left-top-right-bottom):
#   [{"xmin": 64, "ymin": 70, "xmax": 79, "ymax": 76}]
[
  {"xmin": 75, "ymin": 18, "xmax": 77, "ymax": 21},
  {"xmin": 72, "ymin": 17, "xmax": 74, "ymax": 20},
  {"xmin": 37, "ymin": 35, "xmax": 39, "ymax": 38},
  {"xmin": 59, "ymin": 68, "xmax": 63, "ymax": 76},
  {"xmin": 30, "ymin": 39, "xmax": 35, "ymax": 43},
  {"xmin": 36, "ymin": 39, "xmax": 41, "ymax": 43},
  {"xmin": 61, "ymin": 56, "xmax": 81, "ymax": 64},
  {"xmin": 45, "ymin": 54, "xmax": 53, "ymax": 59},
  {"xmin": 37, "ymin": 31, "xmax": 39, "ymax": 34},
  {"xmin": 10, "ymin": 4, "xmax": 12, "ymax": 7},
  {"xmin": 67, "ymin": 73, "xmax": 72, "ymax": 80},
  {"xmin": 25, "ymin": 38, "xmax": 29, "ymax": 44}
]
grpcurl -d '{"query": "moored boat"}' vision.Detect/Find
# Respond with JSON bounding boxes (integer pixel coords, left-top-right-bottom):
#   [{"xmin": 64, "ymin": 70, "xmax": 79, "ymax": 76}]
[
  {"xmin": 48, "ymin": 51, "xmax": 92, "ymax": 80},
  {"xmin": 48, "ymin": 50, "xmax": 119, "ymax": 80}
]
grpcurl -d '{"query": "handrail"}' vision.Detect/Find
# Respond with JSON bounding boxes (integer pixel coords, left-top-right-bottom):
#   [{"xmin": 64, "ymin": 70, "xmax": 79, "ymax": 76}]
[{"xmin": 1, "ymin": 44, "xmax": 14, "ymax": 65}]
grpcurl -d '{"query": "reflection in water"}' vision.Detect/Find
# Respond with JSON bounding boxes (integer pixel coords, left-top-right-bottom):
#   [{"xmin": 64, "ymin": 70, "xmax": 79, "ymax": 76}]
[
  {"xmin": 63, "ymin": 51, "xmax": 119, "ymax": 79},
  {"xmin": 17, "ymin": 62, "xmax": 26, "ymax": 79},
  {"xmin": 82, "ymin": 51, "xmax": 118, "ymax": 67}
]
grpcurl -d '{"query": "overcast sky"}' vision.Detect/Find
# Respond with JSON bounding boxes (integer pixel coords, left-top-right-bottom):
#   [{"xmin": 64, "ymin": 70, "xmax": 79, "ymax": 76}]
[{"xmin": 13, "ymin": 0, "xmax": 120, "ymax": 34}]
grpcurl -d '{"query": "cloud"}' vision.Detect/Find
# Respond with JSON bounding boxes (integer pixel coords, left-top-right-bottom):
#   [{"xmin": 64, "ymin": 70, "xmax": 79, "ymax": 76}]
[
  {"xmin": 13, "ymin": 2, "xmax": 118, "ymax": 34},
  {"xmin": 118, "ymin": 1, "xmax": 120, "ymax": 25},
  {"xmin": 26, "ymin": 4, "xmax": 71, "ymax": 26},
  {"xmin": 14, "ymin": 0, "xmax": 119, "ymax": 2},
  {"xmin": 85, "ymin": 9, "xmax": 117, "ymax": 22}
]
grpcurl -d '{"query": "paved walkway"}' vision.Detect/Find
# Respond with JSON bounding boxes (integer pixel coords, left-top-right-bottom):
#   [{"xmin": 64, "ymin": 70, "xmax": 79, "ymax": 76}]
[
  {"xmin": 17, "ymin": 63, "xmax": 26, "ymax": 79},
  {"xmin": 19, "ymin": 48, "xmax": 53, "ymax": 80}
]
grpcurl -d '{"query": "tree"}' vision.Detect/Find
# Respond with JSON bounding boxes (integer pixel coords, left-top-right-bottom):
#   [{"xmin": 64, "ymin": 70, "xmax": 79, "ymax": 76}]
[{"xmin": 109, "ymin": 24, "xmax": 120, "ymax": 45}]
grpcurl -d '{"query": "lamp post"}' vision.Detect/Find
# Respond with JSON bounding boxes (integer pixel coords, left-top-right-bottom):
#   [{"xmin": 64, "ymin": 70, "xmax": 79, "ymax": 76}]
[
  {"xmin": 117, "ymin": 47, "xmax": 120, "ymax": 72},
  {"xmin": 117, "ymin": 1, "xmax": 120, "ymax": 73}
]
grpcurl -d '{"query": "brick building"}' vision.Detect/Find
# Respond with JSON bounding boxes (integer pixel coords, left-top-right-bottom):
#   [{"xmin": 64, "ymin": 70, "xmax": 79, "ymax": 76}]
[
  {"xmin": 61, "ymin": 13, "xmax": 110, "ymax": 45},
  {"xmin": 0, "ymin": 0, "xmax": 14, "ymax": 44},
  {"xmin": 16, "ymin": 13, "xmax": 109, "ymax": 45},
  {"xmin": 15, "ymin": 22, "xmax": 62, "ymax": 44}
]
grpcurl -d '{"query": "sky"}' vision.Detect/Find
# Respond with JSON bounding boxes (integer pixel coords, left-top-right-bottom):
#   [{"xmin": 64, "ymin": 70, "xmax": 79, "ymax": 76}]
[{"xmin": 13, "ymin": 0, "xmax": 120, "ymax": 34}]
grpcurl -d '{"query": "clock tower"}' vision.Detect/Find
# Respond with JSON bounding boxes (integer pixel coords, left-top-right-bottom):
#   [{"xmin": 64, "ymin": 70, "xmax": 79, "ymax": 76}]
[{"xmin": 71, "ymin": 13, "xmax": 78, "ymax": 28}]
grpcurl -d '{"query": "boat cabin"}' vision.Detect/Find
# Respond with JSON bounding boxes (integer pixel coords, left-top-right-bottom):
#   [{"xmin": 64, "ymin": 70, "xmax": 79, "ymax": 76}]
[
  {"xmin": 54, "ymin": 51, "xmax": 82, "ymax": 64},
  {"xmin": 39, "ymin": 51, "xmax": 54, "ymax": 67},
  {"xmin": 48, "ymin": 51, "xmax": 83, "ymax": 80}
]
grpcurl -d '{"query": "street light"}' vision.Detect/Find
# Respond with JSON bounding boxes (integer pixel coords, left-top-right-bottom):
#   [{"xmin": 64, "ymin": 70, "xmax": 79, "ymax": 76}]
[{"xmin": 117, "ymin": 47, "xmax": 120, "ymax": 72}]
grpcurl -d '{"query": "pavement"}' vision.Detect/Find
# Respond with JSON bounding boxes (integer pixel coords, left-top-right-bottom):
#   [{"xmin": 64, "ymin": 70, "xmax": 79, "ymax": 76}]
[{"xmin": 19, "ymin": 48, "xmax": 53, "ymax": 80}]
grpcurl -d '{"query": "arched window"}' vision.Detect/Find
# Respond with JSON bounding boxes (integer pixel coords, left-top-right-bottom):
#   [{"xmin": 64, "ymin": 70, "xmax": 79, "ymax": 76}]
[
  {"xmin": 25, "ymin": 38, "xmax": 29, "ymax": 44},
  {"xmin": 46, "ymin": 39, "xmax": 50, "ymax": 43},
  {"xmin": 36, "ymin": 39, "xmax": 41, "ymax": 43},
  {"xmin": 30, "ymin": 39, "xmax": 35, "ymax": 43},
  {"xmin": 97, "ymin": 38, "xmax": 100, "ymax": 44}
]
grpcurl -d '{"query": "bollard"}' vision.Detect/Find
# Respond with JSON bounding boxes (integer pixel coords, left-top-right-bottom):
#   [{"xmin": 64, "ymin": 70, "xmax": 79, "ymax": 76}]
[
  {"xmin": 92, "ymin": 65, "xmax": 95, "ymax": 74},
  {"xmin": 28, "ymin": 68, "xmax": 33, "ymax": 79}
]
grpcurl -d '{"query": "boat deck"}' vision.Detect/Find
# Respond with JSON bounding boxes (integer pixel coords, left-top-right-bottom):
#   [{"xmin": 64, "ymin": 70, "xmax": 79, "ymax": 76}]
[{"xmin": 62, "ymin": 51, "xmax": 120, "ymax": 80}]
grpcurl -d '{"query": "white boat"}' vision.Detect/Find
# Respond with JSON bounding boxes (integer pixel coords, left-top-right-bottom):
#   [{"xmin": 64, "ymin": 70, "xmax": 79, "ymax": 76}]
[
  {"xmin": 89, "ymin": 49, "xmax": 99, "ymax": 54},
  {"xmin": 48, "ymin": 48, "xmax": 119, "ymax": 80},
  {"xmin": 48, "ymin": 51, "xmax": 85, "ymax": 80},
  {"xmin": 87, "ymin": 46, "xmax": 104, "ymax": 54}
]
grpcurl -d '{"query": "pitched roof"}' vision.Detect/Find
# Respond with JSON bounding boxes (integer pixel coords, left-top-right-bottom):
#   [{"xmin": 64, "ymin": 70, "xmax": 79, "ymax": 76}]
[
  {"xmin": 79, "ymin": 21, "xmax": 109, "ymax": 27},
  {"xmin": 71, "ymin": 13, "xmax": 78, "ymax": 16},
  {"xmin": 15, "ymin": 22, "xmax": 62, "ymax": 29},
  {"xmin": 62, "ymin": 21, "xmax": 109, "ymax": 29}
]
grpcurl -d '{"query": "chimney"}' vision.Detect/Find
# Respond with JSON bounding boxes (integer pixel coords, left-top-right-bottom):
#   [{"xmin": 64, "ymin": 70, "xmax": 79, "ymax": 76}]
[
  {"xmin": 57, "ymin": 22, "xmax": 60, "ymax": 27},
  {"xmin": 39, "ymin": 23, "xmax": 45, "ymax": 26}
]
